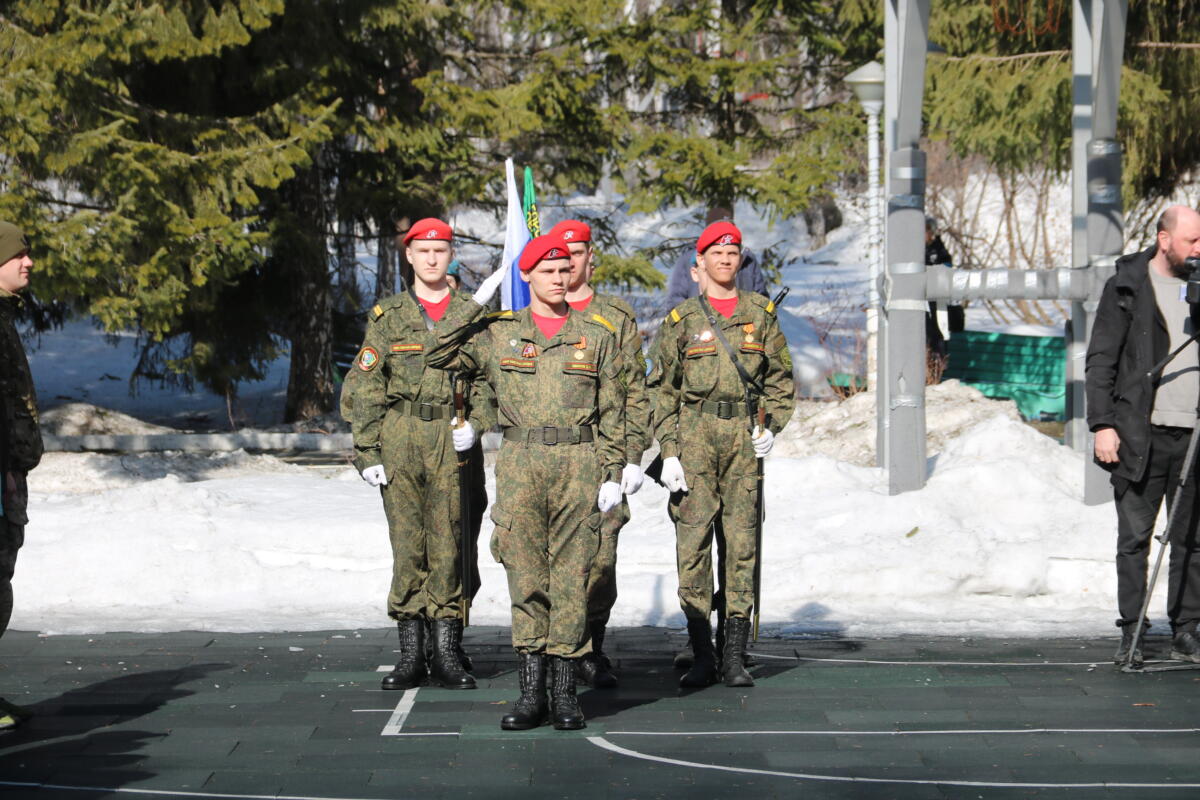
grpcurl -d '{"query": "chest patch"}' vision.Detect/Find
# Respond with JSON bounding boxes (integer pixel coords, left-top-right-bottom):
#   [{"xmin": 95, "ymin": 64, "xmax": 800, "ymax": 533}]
[{"xmin": 390, "ymin": 343, "xmax": 423, "ymax": 354}]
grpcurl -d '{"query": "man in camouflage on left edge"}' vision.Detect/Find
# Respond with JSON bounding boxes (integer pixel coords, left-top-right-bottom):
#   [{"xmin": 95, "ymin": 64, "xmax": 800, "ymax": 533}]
[
  {"xmin": 0, "ymin": 221, "xmax": 40, "ymax": 731},
  {"xmin": 551, "ymin": 218, "xmax": 650, "ymax": 689}
]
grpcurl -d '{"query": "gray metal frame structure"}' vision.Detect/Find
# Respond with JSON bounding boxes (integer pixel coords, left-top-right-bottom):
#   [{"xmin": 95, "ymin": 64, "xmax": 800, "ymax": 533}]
[{"xmin": 878, "ymin": 0, "xmax": 1126, "ymax": 503}]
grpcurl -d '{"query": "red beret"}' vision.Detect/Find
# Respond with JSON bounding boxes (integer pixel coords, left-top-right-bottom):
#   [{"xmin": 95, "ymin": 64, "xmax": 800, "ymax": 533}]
[
  {"xmin": 518, "ymin": 234, "xmax": 571, "ymax": 272},
  {"xmin": 548, "ymin": 219, "xmax": 592, "ymax": 244},
  {"xmin": 403, "ymin": 217, "xmax": 453, "ymax": 245},
  {"xmin": 696, "ymin": 221, "xmax": 742, "ymax": 254}
]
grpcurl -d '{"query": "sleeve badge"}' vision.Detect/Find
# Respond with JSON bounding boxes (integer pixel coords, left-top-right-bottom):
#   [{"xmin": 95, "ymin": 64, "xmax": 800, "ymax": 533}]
[{"xmin": 357, "ymin": 346, "xmax": 380, "ymax": 371}]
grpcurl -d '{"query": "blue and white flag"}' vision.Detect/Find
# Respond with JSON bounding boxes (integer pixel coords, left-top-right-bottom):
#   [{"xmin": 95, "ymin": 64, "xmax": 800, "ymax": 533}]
[{"xmin": 500, "ymin": 158, "xmax": 531, "ymax": 311}]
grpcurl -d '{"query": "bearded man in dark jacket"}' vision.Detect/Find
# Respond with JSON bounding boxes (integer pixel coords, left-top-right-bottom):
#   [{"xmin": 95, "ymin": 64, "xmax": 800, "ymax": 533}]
[{"xmin": 1086, "ymin": 205, "xmax": 1200, "ymax": 667}]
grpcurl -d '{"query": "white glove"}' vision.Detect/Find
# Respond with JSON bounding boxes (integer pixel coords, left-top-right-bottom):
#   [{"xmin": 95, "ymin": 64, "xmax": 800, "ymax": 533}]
[
  {"xmin": 620, "ymin": 463, "xmax": 644, "ymax": 495},
  {"xmin": 451, "ymin": 418, "xmax": 476, "ymax": 452},
  {"xmin": 597, "ymin": 481, "xmax": 623, "ymax": 513},
  {"xmin": 472, "ymin": 267, "xmax": 506, "ymax": 305},
  {"xmin": 751, "ymin": 426, "xmax": 774, "ymax": 458},
  {"xmin": 661, "ymin": 456, "xmax": 688, "ymax": 493},
  {"xmin": 361, "ymin": 464, "xmax": 388, "ymax": 487}
]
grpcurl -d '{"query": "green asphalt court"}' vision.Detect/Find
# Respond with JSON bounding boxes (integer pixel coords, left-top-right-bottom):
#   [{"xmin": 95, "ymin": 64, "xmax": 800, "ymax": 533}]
[{"xmin": 1, "ymin": 626, "xmax": 1200, "ymax": 799}]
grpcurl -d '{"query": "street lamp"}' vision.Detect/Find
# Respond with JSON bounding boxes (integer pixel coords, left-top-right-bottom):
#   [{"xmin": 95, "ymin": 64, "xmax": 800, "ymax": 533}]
[{"xmin": 844, "ymin": 60, "xmax": 885, "ymax": 391}]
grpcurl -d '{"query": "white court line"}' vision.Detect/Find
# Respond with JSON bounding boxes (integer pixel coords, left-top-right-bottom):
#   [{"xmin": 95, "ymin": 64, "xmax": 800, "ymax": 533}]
[
  {"xmin": 381, "ymin": 687, "xmax": 419, "ymax": 736},
  {"xmin": 351, "ymin": 709, "xmax": 395, "ymax": 712},
  {"xmin": 794, "ymin": 656, "xmax": 1112, "ymax": 667},
  {"xmin": 606, "ymin": 727, "xmax": 1200, "ymax": 737},
  {"xmin": 0, "ymin": 781, "xmax": 389, "ymax": 800},
  {"xmin": 587, "ymin": 735, "xmax": 1200, "ymax": 789},
  {"xmin": 742, "ymin": 652, "xmax": 794, "ymax": 661}
]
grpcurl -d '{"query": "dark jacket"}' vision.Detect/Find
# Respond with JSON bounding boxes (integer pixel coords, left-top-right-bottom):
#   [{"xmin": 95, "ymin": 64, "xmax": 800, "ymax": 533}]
[
  {"xmin": 665, "ymin": 247, "xmax": 768, "ymax": 310},
  {"xmin": 1085, "ymin": 245, "xmax": 1200, "ymax": 484}
]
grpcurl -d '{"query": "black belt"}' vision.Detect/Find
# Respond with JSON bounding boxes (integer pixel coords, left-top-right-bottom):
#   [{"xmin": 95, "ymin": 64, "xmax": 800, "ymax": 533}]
[
  {"xmin": 502, "ymin": 425, "xmax": 595, "ymax": 445},
  {"xmin": 692, "ymin": 400, "xmax": 749, "ymax": 420},
  {"xmin": 392, "ymin": 400, "xmax": 453, "ymax": 421}
]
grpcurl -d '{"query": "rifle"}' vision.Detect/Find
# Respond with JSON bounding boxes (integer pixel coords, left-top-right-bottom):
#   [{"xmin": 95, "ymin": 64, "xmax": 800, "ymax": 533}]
[
  {"xmin": 452, "ymin": 374, "xmax": 472, "ymax": 627},
  {"xmin": 748, "ymin": 287, "xmax": 789, "ymax": 641}
]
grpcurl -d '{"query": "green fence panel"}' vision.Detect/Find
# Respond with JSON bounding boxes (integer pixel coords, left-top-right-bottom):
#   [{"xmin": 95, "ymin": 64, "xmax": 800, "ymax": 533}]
[{"xmin": 943, "ymin": 330, "xmax": 1066, "ymax": 420}]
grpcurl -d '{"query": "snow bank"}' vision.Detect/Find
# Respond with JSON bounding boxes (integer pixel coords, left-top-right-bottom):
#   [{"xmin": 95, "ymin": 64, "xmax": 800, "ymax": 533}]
[
  {"xmin": 775, "ymin": 380, "xmax": 1022, "ymax": 466},
  {"xmin": 13, "ymin": 414, "xmax": 1137, "ymax": 638}
]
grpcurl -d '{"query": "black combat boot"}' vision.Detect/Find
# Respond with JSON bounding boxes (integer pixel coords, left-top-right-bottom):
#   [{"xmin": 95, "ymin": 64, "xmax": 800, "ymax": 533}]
[
  {"xmin": 1114, "ymin": 621, "xmax": 1146, "ymax": 668},
  {"xmin": 1171, "ymin": 628, "xmax": 1200, "ymax": 663},
  {"xmin": 715, "ymin": 614, "xmax": 756, "ymax": 668},
  {"xmin": 679, "ymin": 618, "xmax": 718, "ymax": 688},
  {"xmin": 501, "ymin": 653, "xmax": 549, "ymax": 730},
  {"xmin": 721, "ymin": 616, "xmax": 755, "ymax": 687},
  {"xmin": 549, "ymin": 656, "xmax": 586, "ymax": 730},
  {"xmin": 576, "ymin": 621, "xmax": 618, "ymax": 689},
  {"xmin": 381, "ymin": 618, "xmax": 427, "ymax": 690},
  {"xmin": 429, "ymin": 619, "xmax": 477, "ymax": 689}
]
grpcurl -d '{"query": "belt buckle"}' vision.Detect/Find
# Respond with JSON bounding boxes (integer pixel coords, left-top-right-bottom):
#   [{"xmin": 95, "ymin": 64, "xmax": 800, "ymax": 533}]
[
  {"xmin": 541, "ymin": 426, "xmax": 558, "ymax": 445},
  {"xmin": 418, "ymin": 403, "xmax": 435, "ymax": 421},
  {"xmin": 716, "ymin": 401, "xmax": 734, "ymax": 419}
]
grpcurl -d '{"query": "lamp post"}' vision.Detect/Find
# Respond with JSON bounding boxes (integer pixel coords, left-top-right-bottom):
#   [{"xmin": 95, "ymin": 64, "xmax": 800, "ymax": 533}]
[{"xmin": 844, "ymin": 60, "xmax": 885, "ymax": 391}]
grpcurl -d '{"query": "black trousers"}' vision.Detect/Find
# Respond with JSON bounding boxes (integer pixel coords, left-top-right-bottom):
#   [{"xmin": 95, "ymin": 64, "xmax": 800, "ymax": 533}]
[{"xmin": 1115, "ymin": 425, "xmax": 1200, "ymax": 631}]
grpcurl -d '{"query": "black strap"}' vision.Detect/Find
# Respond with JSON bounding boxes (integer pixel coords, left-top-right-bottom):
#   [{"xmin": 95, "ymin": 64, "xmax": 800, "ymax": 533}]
[
  {"xmin": 408, "ymin": 288, "xmax": 435, "ymax": 332},
  {"xmin": 697, "ymin": 295, "xmax": 765, "ymax": 397}
]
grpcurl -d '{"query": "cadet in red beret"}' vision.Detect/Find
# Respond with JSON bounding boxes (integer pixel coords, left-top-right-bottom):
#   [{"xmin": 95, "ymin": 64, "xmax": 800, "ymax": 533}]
[
  {"xmin": 553, "ymin": 219, "xmax": 650, "ymax": 690},
  {"xmin": 423, "ymin": 230, "xmax": 627, "ymax": 732},
  {"xmin": 341, "ymin": 214, "xmax": 490, "ymax": 694},
  {"xmin": 646, "ymin": 217, "xmax": 795, "ymax": 690}
]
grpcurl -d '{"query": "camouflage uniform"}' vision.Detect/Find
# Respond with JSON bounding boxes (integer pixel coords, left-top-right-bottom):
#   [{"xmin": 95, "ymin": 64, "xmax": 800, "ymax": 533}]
[
  {"xmin": 583, "ymin": 293, "xmax": 650, "ymax": 628},
  {"xmin": 342, "ymin": 290, "xmax": 494, "ymax": 622},
  {"xmin": 647, "ymin": 291, "xmax": 794, "ymax": 621},
  {"xmin": 427, "ymin": 303, "xmax": 625, "ymax": 657},
  {"xmin": 0, "ymin": 288, "xmax": 41, "ymax": 637}
]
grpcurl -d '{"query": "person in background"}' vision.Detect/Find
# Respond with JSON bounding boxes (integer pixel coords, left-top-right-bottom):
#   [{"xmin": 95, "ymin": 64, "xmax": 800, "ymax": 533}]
[{"xmin": 0, "ymin": 221, "xmax": 41, "ymax": 730}]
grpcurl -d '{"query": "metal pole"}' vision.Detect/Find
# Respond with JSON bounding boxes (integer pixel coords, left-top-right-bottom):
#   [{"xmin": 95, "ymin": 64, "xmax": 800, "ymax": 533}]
[
  {"xmin": 883, "ymin": 0, "xmax": 930, "ymax": 495},
  {"xmin": 866, "ymin": 104, "xmax": 882, "ymax": 395}
]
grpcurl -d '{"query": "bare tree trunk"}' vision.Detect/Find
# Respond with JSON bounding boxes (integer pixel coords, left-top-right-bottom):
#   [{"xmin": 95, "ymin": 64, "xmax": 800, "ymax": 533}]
[
  {"xmin": 280, "ymin": 164, "xmax": 335, "ymax": 423},
  {"xmin": 375, "ymin": 222, "xmax": 395, "ymax": 301}
]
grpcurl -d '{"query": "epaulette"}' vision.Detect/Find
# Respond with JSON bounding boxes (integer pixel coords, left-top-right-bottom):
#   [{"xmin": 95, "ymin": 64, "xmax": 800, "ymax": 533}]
[
  {"xmin": 667, "ymin": 299, "xmax": 699, "ymax": 325},
  {"xmin": 587, "ymin": 313, "xmax": 617, "ymax": 333},
  {"xmin": 486, "ymin": 310, "xmax": 515, "ymax": 320},
  {"xmin": 594, "ymin": 293, "xmax": 636, "ymax": 323},
  {"xmin": 368, "ymin": 294, "xmax": 407, "ymax": 322},
  {"xmin": 744, "ymin": 291, "xmax": 777, "ymax": 314}
]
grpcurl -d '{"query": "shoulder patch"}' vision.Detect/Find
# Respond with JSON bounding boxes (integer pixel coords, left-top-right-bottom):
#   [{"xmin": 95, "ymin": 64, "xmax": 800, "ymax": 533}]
[
  {"xmin": 669, "ymin": 309, "xmax": 681, "ymax": 323},
  {"xmin": 766, "ymin": 300, "xmax": 776, "ymax": 314},
  {"xmin": 369, "ymin": 304, "xmax": 384, "ymax": 321},
  {"xmin": 589, "ymin": 313, "xmax": 616, "ymax": 333},
  {"xmin": 486, "ymin": 310, "xmax": 515, "ymax": 320}
]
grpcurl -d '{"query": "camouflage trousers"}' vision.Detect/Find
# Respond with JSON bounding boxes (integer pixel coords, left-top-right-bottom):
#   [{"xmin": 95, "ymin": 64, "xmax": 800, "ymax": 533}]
[
  {"xmin": 379, "ymin": 412, "xmax": 480, "ymax": 621},
  {"xmin": 668, "ymin": 408, "xmax": 759, "ymax": 620},
  {"xmin": 585, "ymin": 497, "xmax": 630, "ymax": 626},
  {"xmin": 489, "ymin": 441, "xmax": 601, "ymax": 658},
  {"xmin": 0, "ymin": 473, "xmax": 28, "ymax": 638}
]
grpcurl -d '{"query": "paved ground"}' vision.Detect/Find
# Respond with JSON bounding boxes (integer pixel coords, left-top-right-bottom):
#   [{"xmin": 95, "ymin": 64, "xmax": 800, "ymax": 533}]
[{"xmin": 1, "ymin": 627, "xmax": 1199, "ymax": 799}]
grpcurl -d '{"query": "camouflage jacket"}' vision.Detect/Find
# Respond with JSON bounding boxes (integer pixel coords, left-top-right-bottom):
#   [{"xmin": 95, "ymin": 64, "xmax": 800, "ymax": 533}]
[
  {"xmin": 341, "ymin": 290, "xmax": 494, "ymax": 472},
  {"xmin": 647, "ymin": 290, "xmax": 795, "ymax": 460},
  {"xmin": 586, "ymin": 292, "xmax": 650, "ymax": 466},
  {"xmin": 425, "ymin": 301, "xmax": 627, "ymax": 482},
  {"xmin": 0, "ymin": 289, "xmax": 41, "ymax": 473}
]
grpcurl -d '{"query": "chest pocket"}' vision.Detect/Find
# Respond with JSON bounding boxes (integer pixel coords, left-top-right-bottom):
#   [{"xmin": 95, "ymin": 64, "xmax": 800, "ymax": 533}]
[
  {"xmin": 738, "ymin": 340, "xmax": 766, "ymax": 377},
  {"xmin": 682, "ymin": 341, "xmax": 720, "ymax": 394},
  {"xmin": 387, "ymin": 342, "xmax": 425, "ymax": 385},
  {"xmin": 562, "ymin": 359, "xmax": 599, "ymax": 408}
]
